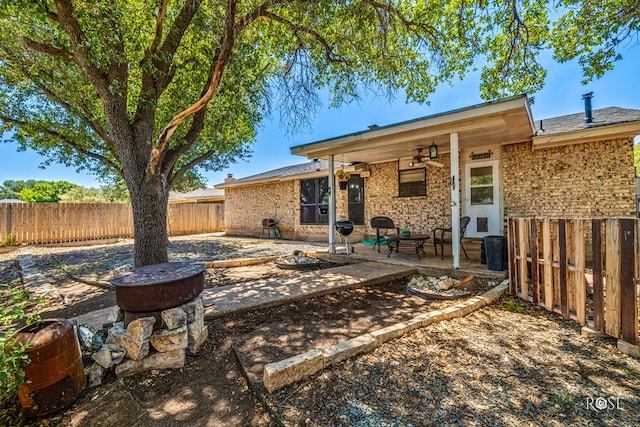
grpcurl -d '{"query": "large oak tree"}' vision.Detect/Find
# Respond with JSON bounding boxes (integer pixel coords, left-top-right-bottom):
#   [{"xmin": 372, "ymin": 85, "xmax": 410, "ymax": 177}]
[{"xmin": 0, "ymin": 1, "xmax": 637, "ymax": 266}]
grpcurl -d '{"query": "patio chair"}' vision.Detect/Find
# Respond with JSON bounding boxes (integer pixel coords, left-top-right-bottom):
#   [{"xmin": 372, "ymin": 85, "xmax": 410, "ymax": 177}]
[
  {"xmin": 433, "ymin": 216, "xmax": 471, "ymax": 260},
  {"xmin": 370, "ymin": 216, "xmax": 399, "ymax": 253}
]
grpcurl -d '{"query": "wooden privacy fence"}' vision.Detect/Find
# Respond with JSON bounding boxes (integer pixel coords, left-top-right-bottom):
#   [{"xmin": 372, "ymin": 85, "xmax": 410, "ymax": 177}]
[
  {"xmin": 0, "ymin": 202, "xmax": 224, "ymax": 245},
  {"xmin": 507, "ymin": 218, "xmax": 639, "ymax": 346}
]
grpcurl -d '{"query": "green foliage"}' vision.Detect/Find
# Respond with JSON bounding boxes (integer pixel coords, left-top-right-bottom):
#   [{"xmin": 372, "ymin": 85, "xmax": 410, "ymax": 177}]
[
  {"xmin": 18, "ymin": 180, "xmax": 78, "ymax": 202},
  {"xmin": 0, "ymin": 283, "xmax": 41, "ymax": 410},
  {"xmin": 504, "ymin": 300, "xmax": 525, "ymax": 313},
  {"xmin": 0, "ymin": 180, "xmax": 78, "ymax": 203},
  {"xmin": 552, "ymin": 391, "xmax": 572, "ymax": 408},
  {"xmin": 3, "ymin": 235, "xmax": 16, "ymax": 246},
  {"xmin": 551, "ymin": 1, "xmax": 640, "ymax": 83}
]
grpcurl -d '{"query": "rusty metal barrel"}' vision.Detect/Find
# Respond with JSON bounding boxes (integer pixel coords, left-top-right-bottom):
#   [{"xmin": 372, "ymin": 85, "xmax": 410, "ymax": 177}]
[{"xmin": 15, "ymin": 319, "xmax": 86, "ymax": 418}]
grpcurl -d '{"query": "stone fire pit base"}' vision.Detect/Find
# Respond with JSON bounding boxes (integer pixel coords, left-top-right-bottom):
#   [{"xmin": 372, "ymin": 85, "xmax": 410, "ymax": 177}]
[{"xmin": 83, "ymin": 296, "xmax": 207, "ymax": 385}]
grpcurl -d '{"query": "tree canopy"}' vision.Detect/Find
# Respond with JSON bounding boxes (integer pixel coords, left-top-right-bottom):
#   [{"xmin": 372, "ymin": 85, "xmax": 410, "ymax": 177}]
[
  {"xmin": 0, "ymin": 179, "xmax": 76, "ymax": 202},
  {"xmin": 0, "ymin": 1, "xmax": 637, "ymax": 265}
]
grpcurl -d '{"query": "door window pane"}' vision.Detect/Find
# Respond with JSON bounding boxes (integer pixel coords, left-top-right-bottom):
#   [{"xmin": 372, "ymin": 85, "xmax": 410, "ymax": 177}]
[
  {"xmin": 470, "ymin": 166, "xmax": 494, "ymax": 205},
  {"xmin": 471, "ymin": 187, "xmax": 494, "ymax": 205},
  {"xmin": 470, "ymin": 166, "xmax": 493, "ymax": 185}
]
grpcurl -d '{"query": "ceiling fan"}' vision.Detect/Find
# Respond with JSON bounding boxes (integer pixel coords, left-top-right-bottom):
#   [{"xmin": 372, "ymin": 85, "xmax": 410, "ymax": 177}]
[{"xmin": 411, "ymin": 148, "xmax": 444, "ymax": 168}]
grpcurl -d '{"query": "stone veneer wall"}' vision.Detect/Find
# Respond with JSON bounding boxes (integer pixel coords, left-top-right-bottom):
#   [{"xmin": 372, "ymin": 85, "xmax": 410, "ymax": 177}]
[{"xmin": 502, "ymin": 138, "xmax": 635, "ymax": 219}]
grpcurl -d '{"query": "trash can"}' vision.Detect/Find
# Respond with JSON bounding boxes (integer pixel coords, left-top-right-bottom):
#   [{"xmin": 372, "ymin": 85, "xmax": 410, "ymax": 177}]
[
  {"xmin": 483, "ymin": 235, "xmax": 507, "ymax": 271},
  {"xmin": 14, "ymin": 319, "xmax": 86, "ymax": 418}
]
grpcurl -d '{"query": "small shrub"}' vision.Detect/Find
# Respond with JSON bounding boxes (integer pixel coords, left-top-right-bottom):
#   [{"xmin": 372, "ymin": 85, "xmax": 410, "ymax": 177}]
[
  {"xmin": 1, "ymin": 283, "xmax": 41, "ymax": 411},
  {"xmin": 552, "ymin": 391, "xmax": 572, "ymax": 408},
  {"xmin": 504, "ymin": 300, "xmax": 525, "ymax": 313},
  {"xmin": 3, "ymin": 235, "xmax": 17, "ymax": 246}
]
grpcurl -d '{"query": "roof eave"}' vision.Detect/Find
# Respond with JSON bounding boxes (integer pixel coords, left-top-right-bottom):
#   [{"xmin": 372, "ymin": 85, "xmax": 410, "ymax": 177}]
[
  {"xmin": 290, "ymin": 95, "xmax": 531, "ymax": 158},
  {"xmin": 533, "ymin": 121, "xmax": 640, "ymax": 149}
]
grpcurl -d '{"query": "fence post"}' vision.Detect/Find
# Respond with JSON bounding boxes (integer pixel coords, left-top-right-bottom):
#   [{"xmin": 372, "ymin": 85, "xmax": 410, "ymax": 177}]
[{"xmin": 620, "ymin": 218, "xmax": 638, "ymax": 345}]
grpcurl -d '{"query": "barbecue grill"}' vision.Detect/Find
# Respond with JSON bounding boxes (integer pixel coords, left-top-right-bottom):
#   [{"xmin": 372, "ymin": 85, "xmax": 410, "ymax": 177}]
[{"xmin": 335, "ymin": 219, "xmax": 354, "ymax": 255}]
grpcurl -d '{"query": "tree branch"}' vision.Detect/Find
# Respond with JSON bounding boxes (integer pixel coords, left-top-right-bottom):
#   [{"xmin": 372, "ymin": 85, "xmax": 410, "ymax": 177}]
[
  {"xmin": 261, "ymin": 11, "xmax": 349, "ymax": 64},
  {"xmin": 168, "ymin": 147, "xmax": 219, "ymax": 189},
  {"xmin": 22, "ymin": 37, "xmax": 73, "ymax": 61},
  {"xmin": 0, "ymin": 114, "xmax": 121, "ymax": 173},
  {"xmin": 149, "ymin": 0, "xmax": 238, "ymax": 176},
  {"xmin": 53, "ymin": 0, "xmax": 110, "ymax": 96}
]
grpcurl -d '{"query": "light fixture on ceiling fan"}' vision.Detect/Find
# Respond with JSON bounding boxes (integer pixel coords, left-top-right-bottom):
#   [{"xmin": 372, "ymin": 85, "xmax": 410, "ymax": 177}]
[{"xmin": 411, "ymin": 148, "xmax": 444, "ymax": 168}]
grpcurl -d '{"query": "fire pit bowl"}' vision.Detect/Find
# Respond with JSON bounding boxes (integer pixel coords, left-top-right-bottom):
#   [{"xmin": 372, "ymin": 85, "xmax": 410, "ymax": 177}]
[{"xmin": 111, "ymin": 262, "xmax": 205, "ymax": 313}]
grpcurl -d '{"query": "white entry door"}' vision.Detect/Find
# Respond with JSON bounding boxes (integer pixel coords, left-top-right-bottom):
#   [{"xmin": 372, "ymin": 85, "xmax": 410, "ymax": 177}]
[{"xmin": 464, "ymin": 160, "xmax": 501, "ymax": 238}]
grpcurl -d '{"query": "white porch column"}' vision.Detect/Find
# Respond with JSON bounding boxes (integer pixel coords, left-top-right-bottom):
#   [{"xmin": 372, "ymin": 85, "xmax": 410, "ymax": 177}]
[
  {"xmin": 328, "ymin": 154, "xmax": 336, "ymax": 253},
  {"xmin": 450, "ymin": 132, "xmax": 461, "ymax": 268}
]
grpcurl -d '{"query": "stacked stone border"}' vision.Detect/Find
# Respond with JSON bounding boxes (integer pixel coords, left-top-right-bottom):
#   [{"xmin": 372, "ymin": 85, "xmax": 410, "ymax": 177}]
[{"xmin": 261, "ymin": 281, "xmax": 509, "ymax": 393}]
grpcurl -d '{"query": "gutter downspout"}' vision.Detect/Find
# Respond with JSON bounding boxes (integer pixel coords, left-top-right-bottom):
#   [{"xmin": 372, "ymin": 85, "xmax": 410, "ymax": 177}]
[
  {"xmin": 450, "ymin": 132, "xmax": 460, "ymax": 268},
  {"xmin": 328, "ymin": 155, "xmax": 336, "ymax": 253}
]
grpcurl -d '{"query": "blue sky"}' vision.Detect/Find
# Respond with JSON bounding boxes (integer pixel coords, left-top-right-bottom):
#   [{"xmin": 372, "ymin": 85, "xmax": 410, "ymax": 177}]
[{"xmin": 1, "ymin": 46, "xmax": 639, "ymax": 189}]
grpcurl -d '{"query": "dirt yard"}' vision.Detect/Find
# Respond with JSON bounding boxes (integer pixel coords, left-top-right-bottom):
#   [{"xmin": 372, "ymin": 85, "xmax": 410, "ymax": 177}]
[{"xmin": 1, "ymin": 237, "xmax": 639, "ymax": 426}]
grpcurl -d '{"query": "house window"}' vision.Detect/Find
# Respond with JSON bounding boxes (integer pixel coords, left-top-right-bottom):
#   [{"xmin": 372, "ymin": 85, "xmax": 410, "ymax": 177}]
[
  {"xmin": 398, "ymin": 168, "xmax": 426, "ymax": 197},
  {"xmin": 300, "ymin": 177, "xmax": 329, "ymax": 224},
  {"xmin": 470, "ymin": 166, "xmax": 494, "ymax": 205}
]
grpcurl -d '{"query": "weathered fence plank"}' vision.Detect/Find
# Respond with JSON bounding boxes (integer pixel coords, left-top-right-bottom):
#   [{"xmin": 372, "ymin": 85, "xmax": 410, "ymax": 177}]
[
  {"xmin": 542, "ymin": 219, "xmax": 553, "ymax": 310},
  {"xmin": 619, "ymin": 219, "xmax": 638, "ymax": 345},
  {"xmin": 591, "ymin": 219, "xmax": 604, "ymax": 331},
  {"xmin": 605, "ymin": 219, "xmax": 621, "ymax": 338},
  {"xmin": 530, "ymin": 219, "xmax": 539, "ymax": 305},
  {"xmin": 558, "ymin": 219, "xmax": 569, "ymax": 319},
  {"xmin": 574, "ymin": 219, "xmax": 586, "ymax": 325}
]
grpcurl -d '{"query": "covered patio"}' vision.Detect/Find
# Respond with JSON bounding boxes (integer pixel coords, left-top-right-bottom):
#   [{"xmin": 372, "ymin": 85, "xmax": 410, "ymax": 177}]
[{"xmin": 290, "ymin": 95, "xmax": 534, "ymax": 269}]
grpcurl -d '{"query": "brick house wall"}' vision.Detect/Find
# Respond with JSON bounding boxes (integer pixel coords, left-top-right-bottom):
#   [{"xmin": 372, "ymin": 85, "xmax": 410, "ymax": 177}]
[
  {"xmin": 502, "ymin": 137, "xmax": 635, "ymax": 218},
  {"xmin": 223, "ymin": 136, "xmax": 635, "ymax": 241}
]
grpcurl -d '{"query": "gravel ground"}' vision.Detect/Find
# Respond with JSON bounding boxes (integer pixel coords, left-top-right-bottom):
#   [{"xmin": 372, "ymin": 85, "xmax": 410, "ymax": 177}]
[
  {"xmin": 2, "ymin": 236, "xmax": 639, "ymax": 426},
  {"xmin": 266, "ymin": 298, "xmax": 640, "ymax": 426}
]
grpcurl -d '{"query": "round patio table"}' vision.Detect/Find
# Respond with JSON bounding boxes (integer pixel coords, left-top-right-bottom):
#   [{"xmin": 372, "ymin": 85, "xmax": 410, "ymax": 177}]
[{"xmin": 384, "ymin": 233, "xmax": 431, "ymax": 260}]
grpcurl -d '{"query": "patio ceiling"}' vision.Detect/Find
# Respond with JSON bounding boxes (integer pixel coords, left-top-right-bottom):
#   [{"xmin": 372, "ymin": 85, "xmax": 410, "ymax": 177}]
[{"xmin": 291, "ymin": 95, "xmax": 535, "ymax": 164}]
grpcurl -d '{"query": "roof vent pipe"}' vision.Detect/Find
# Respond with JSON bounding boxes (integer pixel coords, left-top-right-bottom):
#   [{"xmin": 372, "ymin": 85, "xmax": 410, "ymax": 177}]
[{"xmin": 582, "ymin": 92, "xmax": 593, "ymax": 124}]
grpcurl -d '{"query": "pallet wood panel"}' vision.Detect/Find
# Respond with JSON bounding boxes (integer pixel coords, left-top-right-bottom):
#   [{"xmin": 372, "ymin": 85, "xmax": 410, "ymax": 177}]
[
  {"xmin": 542, "ymin": 219, "xmax": 553, "ymax": 310},
  {"xmin": 508, "ymin": 217, "xmax": 638, "ymax": 344},
  {"xmin": 530, "ymin": 219, "xmax": 540, "ymax": 305},
  {"xmin": 591, "ymin": 219, "xmax": 604, "ymax": 331},
  {"xmin": 558, "ymin": 219, "xmax": 569, "ymax": 319},
  {"xmin": 619, "ymin": 219, "xmax": 638, "ymax": 345},
  {"xmin": 605, "ymin": 219, "xmax": 621, "ymax": 337},
  {"xmin": 574, "ymin": 220, "xmax": 586, "ymax": 325}
]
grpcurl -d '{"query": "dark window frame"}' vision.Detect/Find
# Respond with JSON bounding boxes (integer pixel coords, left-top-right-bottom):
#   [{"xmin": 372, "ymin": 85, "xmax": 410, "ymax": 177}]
[
  {"xmin": 398, "ymin": 168, "xmax": 427, "ymax": 197},
  {"xmin": 300, "ymin": 177, "xmax": 329, "ymax": 224}
]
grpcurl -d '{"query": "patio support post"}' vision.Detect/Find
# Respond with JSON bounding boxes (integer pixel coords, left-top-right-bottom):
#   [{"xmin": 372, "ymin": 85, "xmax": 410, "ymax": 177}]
[
  {"xmin": 328, "ymin": 154, "xmax": 336, "ymax": 253},
  {"xmin": 450, "ymin": 132, "xmax": 461, "ymax": 268}
]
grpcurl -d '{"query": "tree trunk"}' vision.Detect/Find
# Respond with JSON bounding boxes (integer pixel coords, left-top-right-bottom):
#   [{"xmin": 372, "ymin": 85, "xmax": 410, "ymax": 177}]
[{"xmin": 128, "ymin": 175, "xmax": 169, "ymax": 267}]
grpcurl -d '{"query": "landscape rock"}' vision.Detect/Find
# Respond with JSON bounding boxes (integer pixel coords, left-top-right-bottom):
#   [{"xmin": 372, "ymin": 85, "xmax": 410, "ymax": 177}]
[
  {"xmin": 161, "ymin": 306, "xmax": 187, "ymax": 330},
  {"xmin": 108, "ymin": 325, "xmax": 149, "ymax": 360},
  {"xmin": 150, "ymin": 326, "xmax": 188, "ymax": 352},
  {"xmin": 84, "ymin": 363, "xmax": 106, "ymax": 388},
  {"xmin": 182, "ymin": 297, "xmax": 204, "ymax": 323},
  {"xmin": 91, "ymin": 343, "xmax": 126, "ymax": 368},
  {"xmin": 126, "ymin": 316, "xmax": 156, "ymax": 341},
  {"xmin": 107, "ymin": 306, "xmax": 124, "ymax": 322},
  {"xmin": 187, "ymin": 325, "xmax": 208, "ymax": 354},
  {"xmin": 115, "ymin": 349, "xmax": 185, "ymax": 378}
]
